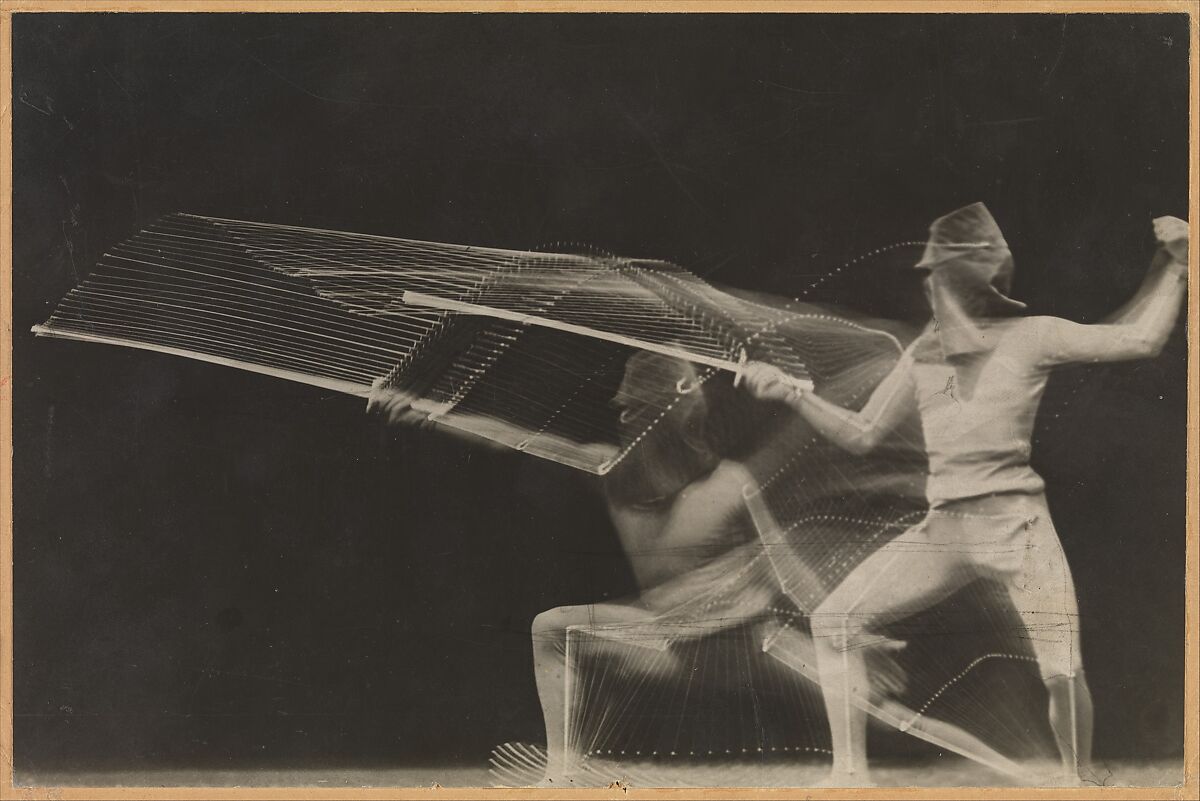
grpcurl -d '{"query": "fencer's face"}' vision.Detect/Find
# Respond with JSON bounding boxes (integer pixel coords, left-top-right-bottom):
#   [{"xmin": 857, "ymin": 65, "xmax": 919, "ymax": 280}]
[
  {"xmin": 605, "ymin": 356, "xmax": 715, "ymax": 505},
  {"xmin": 921, "ymin": 274, "xmax": 970, "ymax": 327},
  {"xmin": 923, "ymin": 250, "xmax": 1018, "ymax": 323},
  {"xmin": 925, "ymin": 271, "xmax": 977, "ymax": 315},
  {"xmin": 922, "ymin": 272, "xmax": 983, "ymax": 360},
  {"xmin": 993, "ymin": 253, "xmax": 1016, "ymax": 295},
  {"xmin": 611, "ymin": 372, "xmax": 653, "ymax": 425},
  {"xmin": 611, "ymin": 355, "xmax": 698, "ymax": 426},
  {"xmin": 614, "ymin": 357, "xmax": 681, "ymax": 429}
]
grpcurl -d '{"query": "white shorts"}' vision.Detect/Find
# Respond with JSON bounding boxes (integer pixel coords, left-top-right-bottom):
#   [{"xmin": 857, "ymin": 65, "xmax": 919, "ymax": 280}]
[{"xmin": 810, "ymin": 492, "xmax": 1082, "ymax": 681}]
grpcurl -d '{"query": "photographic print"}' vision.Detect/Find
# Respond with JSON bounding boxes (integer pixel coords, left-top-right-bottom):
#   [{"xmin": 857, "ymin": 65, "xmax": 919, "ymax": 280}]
[{"xmin": 2, "ymin": 2, "xmax": 1195, "ymax": 796}]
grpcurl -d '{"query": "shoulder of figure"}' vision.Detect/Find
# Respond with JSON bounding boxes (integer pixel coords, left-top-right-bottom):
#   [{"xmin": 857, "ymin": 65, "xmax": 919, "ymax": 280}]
[
  {"xmin": 994, "ymin": 316, "xmax": 1060, "ymax": 363},
  {"xmin": 906, "ymin": 328, "xmax": 942, "ymax": 364},
  {"xmin": 704, "ymin": 460, "xmax": 756, "ymax": 495},
  {"xmin": 1003, "ymin": 315, "xmax": 1059, "ymax": 341}
]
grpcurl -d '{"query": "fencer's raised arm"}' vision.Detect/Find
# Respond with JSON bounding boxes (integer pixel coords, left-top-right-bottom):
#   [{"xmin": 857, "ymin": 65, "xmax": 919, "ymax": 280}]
[
  {"xmin": 741, "ymin": 351, "xmax": 917, "ymax": 456},
  {"xmin": 367, "ymin": 380, "xmax": 512, "ymax": 453},
  {"xmin": 1030, "ymin": 215, "xmax": 1189, "ymax": 365}
]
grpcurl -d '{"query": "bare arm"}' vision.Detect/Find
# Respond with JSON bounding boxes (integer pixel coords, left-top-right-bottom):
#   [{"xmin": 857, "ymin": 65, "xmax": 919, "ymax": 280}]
[
  {"xmin": 1032, "ymin": 216, "xmax": 1188, "ymax": 365},
  {"xmin": 742, "ymin": 349, "xmax": 917, "ymax": 455},
  {"xmin": 368, "ymin": 381, "xmax": 622, "ymax": 466},
  {"xmin": 366, "ymin": 381, "xmax": 513, "ymax": 453}
]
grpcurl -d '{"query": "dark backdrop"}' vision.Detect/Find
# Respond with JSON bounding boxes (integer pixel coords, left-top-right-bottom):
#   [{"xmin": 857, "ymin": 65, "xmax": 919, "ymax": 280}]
[{"xmin": 11, "ymin": 12, "xmax": 1190, "ymax": 774}]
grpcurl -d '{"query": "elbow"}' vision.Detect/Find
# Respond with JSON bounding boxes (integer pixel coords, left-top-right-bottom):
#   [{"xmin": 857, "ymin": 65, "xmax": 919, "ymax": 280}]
[
  {"xmin": 843, "ymin": 430, "xmax": 882, "ymax": 456},
  {"xmin": 843, "ymin": 440, "xmax": 872, "ymax": 457},
  {"xmin": 1141, "ymin": 342, "xmax": 1166, "ymax": 360},
  {"xmin": 1126, "ymin": 333, "xmax": 1167, "ymax": 360}
]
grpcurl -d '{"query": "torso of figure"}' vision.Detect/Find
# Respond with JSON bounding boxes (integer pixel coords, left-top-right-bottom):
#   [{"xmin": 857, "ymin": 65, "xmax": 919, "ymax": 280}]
[
  {"xmin": 606, "ymin": 460, "xmax": 753, "ymax": 591},
  {"xmin": 910, "ymin": 318, "xmax": 1052, "ymax": 507}
]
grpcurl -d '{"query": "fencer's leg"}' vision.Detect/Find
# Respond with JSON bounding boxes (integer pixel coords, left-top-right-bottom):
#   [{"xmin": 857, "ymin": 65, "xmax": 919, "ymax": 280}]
[
  {"xmin": 809, "ymin": 567, "xmax": 897, "ymax": 784},
  {"xmin": 810, "ymin": 613, "xmax": 872, "ymax": 784},
  {"xmin": 531, "ymin": 603, "xmax": 658, "ymax": 782},
  {"xmin": 1044, "ymin": 671, "xmax": 1094, "ymax": 783},
  {"xmin": 1007, "ymin": 517, "xmax": 1093, "ymax": 784},
  {"xmin": 759, "ymin": 620, "xmax": 819, "ymax": 682},
  {"xmin": 1021, "ymin": 606, "xmax": 1093, "ymax": 781},
  {"xmin": 808, "ymin": 533, "xmax": 981, "ymax": 786},
  {"xmin": 763, "ymin": 613, "xmax": 1025, "ymax": 781},
  {"xmin": 531, "ymin": 606, "xmax": 574, "ymax": 781}
]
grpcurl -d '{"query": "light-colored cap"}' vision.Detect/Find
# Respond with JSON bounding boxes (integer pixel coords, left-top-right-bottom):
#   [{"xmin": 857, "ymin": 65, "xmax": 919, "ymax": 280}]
[{"xmin": 916, "ymin": 202, "xmax": 1026, "ymax": 316}]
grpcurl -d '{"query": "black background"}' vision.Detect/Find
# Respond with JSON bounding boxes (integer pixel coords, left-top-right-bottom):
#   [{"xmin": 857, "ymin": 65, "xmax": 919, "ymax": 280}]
[{"xmin": 11, "ymin": 12, "xmax": 1190, "ymax": 774}]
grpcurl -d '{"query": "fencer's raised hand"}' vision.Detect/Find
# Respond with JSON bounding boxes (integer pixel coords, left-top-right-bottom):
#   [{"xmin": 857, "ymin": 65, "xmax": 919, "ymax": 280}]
[
  {"xmin": 367, "ymin": 378, "xmax": 430, "ymax": 427},
  {"xmin": 366, "ymin": 376, "xmax": 389, "ymax": 413},
  {"xmin": 1153, "ymin": 215, "xmax": 1188, "ymax": 266},
  {"xmin": 742, "ymin": 361, "xmax": 801, "ymax": 404}
]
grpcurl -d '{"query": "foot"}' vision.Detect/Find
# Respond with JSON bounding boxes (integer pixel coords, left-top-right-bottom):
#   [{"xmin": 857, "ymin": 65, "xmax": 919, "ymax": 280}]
[
  {"xmin": 1049, "ymin": 765, "xmax": 1108, "ymax": 788},
  {"xmin": 1077, "ymin": 764, "xmax": 1111, "ymax": 788},
  {"xmin": 1022, "ymin": 763, "xmax": 1088, "ymax": 788},
  {"xmin": 813, "ymin": 769, "xmax": 876, "ymax": 788},
  {"xmin": 1045, "ymin": 772, "xmax": 1084, "ymax": 788},
  {"xmin": 538, "ymin": 758, "xmax": 575, "ymax": 788}
]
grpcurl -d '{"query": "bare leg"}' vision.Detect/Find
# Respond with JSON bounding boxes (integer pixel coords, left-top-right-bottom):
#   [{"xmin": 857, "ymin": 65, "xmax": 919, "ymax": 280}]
[
  {"xmin": 531, "ymin": 610, "xmax": 570, "ymax": 781},
  {"xmin": 763, "ymin": 622, "xmax": 1025, "ymax": 780},
  {"xmin": 531, "ymin": 603, "xmax": 662, "ymax": 782},
  {"xmin": 1045, "ymin": 672, "xmax": 1094, "ymax": 784},
  {"xmin": 811, "ymin": 622, "xmax": 872, "ymax": 784},
  {"xmin": 808, "ymin": 537, "xmax": 973, "ymax": 785},
  {"xmin": 1007, "ymin": 511, "xmax": 1093, "ymax": 784}
]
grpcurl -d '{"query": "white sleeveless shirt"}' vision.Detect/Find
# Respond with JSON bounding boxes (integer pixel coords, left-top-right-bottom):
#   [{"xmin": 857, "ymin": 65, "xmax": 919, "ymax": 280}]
[{"xmin": 909, "ymin": 320, "xmax": 1050, "ymax": 506}]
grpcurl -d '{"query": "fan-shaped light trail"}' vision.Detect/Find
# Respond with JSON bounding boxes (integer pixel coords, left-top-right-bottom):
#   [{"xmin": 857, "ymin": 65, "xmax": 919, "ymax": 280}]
[{"xmin": 35, "ymin": 214, "xmax": 1057, "ymax": 785}]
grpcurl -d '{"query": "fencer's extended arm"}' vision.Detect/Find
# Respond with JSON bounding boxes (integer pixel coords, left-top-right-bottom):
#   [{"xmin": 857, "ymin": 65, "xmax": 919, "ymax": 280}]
[
  {"xmin": 743, "ymin": 352, "xmax": 917, "ymax": 456},
  {"xmin": 1032, "ymin": 245, "xmax": 1188, "ymax": 365},
  {"xmin": 367, "ymin": 381, "xmax": 525, "ymax": 454}
]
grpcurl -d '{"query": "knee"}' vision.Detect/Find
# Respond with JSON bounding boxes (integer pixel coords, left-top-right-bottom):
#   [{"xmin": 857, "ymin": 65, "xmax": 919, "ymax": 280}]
[
  {"xmin": 1037, "ymin": 643, "xmax": 1086, "ymax": 685},
  {"xmin": 531, "ymin": 606, "xmax": 582, "ymax": 652},
  {"xmin": 1043, "ymin": 665, "xmax": 1088, "ymax": 689},
  {"xmin": 808, "ymin": 604, "xmax": 865, "ymax": 653}
]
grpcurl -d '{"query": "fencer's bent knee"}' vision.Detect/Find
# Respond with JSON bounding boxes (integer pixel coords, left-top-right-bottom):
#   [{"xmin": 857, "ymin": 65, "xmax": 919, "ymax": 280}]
[
  {"xmin": 1043, "ymin": 668, "xmax": 1086, "ymax": 689},
  {"xmin": 809, "ymin": 607, "xmax": 866, "ymax": 652},
  {"xmin": 532, "ymin": 606, "xmax": 580, "ymax": 651},
  {"xmin": 1036, "ymin": 649, "xmax": 1085, "ymax": 683}
]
